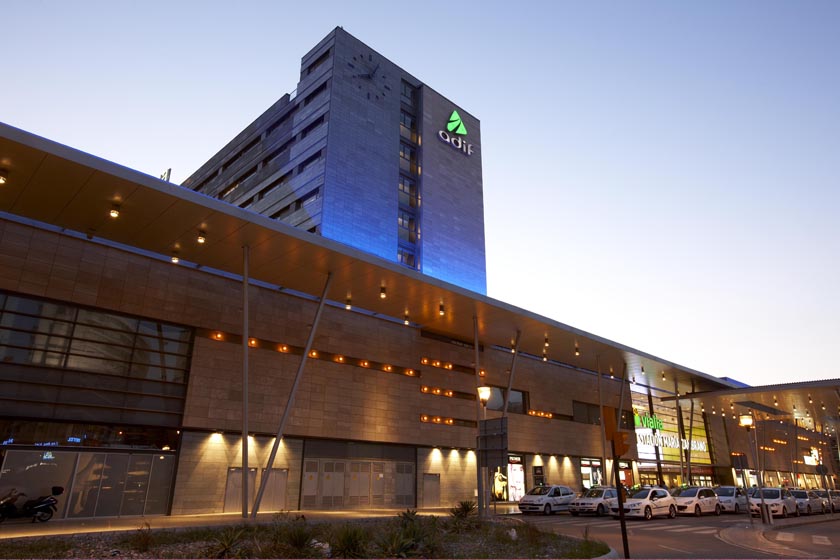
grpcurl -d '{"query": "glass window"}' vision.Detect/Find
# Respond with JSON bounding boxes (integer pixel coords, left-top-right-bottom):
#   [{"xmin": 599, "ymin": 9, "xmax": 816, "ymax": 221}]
[
  {"xmin": 398, "ymin": 210, "xmax": 417, "ymax": 244},
  {"xmin": 399, "ymin": 143, "xmax": 418, "ymax": 174},
  {"xmin": 400, "ymin": 80, "xmax": 416, "ymax": 106},
  {"xmin": 398, "ymin": 247, "xmax": 416, "ymax": 268},
  {"xmin": 398, "ymin": 175, "xmax": 418, "ymax": 208},
  {"xmin": 0, "ymin": 290, "xmax": 192, "ymax": 384},
  {"xmin": 485, "ymin": 387, "xmax": 527, "ymax": 414}
]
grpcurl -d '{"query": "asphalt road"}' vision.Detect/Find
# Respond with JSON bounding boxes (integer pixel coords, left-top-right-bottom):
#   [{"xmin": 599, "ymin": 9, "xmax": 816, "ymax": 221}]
[{"xmin": 521, "ymin": 510, "xmax": 840, "ymax": 558}]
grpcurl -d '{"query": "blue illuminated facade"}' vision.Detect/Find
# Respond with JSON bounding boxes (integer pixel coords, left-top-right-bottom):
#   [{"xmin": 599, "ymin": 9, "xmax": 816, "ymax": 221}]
[{"xmin": 183, "ymin": 27, "xmax": 487, "ymax": 294}]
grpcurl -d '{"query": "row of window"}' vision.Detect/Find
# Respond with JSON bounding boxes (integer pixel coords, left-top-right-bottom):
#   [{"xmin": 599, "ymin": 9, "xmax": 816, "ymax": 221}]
[
  {"xmin": 0, "ymin": 291, "xmax": 192, "ymax": 384},
  {"xmin": 398, "ymin": 81, "xmax": 420, "ymax": 271},
  {"xmin": 269, "ymin": 187, "xmax": 321, "ymax": 221}
]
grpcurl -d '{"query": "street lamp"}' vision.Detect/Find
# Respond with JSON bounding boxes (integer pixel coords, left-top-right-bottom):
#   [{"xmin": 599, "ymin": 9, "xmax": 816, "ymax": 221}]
[
  {"xmin": 740, "ymin": 412, "xmax": 770, "ymax": 524},
  {"xmin": 476, "ymin": 385, "xmax": 492, "ymax": 518},
  {"xmin": 477, "ymin": 385, "xmax": 492, "ymax": 416}
]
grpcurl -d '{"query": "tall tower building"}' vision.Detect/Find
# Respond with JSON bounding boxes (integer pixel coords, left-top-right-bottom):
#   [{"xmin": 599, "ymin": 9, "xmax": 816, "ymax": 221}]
[{"xmin": 183, "ymin": 27, "xmax": 486, "ymax": 294}]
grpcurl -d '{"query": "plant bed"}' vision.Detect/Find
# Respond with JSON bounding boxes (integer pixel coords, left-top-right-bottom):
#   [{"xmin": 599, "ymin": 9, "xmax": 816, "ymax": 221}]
[{"xmin": 0, "ymin": 504, "xmax": 609, "ymax": 559}]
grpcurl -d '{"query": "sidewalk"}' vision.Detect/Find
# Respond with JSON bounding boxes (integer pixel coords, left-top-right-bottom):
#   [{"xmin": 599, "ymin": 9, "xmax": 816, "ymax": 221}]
[
  {"xmin": 718, "ymin": 511, "xmax": 840, "ymax": 558},
  {"xmin": 0, "ymin": 504, "xmax": 522, "ymax": 541}
]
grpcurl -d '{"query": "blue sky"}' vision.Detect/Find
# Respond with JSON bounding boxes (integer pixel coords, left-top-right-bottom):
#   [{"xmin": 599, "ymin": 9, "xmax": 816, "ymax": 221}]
[{"xmin": 3, "ymin": 0, "xmax": 838, "ymax": 386}]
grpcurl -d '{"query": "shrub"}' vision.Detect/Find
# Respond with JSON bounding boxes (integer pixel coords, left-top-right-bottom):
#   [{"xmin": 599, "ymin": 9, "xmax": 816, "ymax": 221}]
[
  {"xmin": 449, "ymin": 500, "xmax": 477, "ymax": 519},
  {"xmin": 330, "ymin": 523, "xmax": 370, "ymax": 558},
  {"xmin": 127, "ymin": 521, "xmax": 154, "ymax": 553},
  {"xmin": 207, "ymin": 525, "xmax": 247, "ymax": 558}
]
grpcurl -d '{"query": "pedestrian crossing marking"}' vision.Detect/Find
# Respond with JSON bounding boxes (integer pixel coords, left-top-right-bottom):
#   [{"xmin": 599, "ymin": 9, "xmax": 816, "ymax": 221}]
[
  {"xmin": 666, "ymin": 526, "xmax": 715, "ymax": 532},
  {"xmin": 775, "ymin": 532, "xmax": 794, "ymax": 542},
  {"xmin": 812, "ymin": 535, "xmax": 831, "ymax": 546}
]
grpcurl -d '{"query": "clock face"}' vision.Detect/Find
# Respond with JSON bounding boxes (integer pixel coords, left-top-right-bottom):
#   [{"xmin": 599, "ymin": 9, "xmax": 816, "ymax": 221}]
[{"xmin": 348, "ymin": 52, "xmax": 388, "ymax": 102}]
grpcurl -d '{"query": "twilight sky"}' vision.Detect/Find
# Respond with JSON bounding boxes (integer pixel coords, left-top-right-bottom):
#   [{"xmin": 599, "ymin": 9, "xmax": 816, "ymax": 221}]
[{"xmin": 3, "ymin": 0, "xmax": 838, "ymax": 387}]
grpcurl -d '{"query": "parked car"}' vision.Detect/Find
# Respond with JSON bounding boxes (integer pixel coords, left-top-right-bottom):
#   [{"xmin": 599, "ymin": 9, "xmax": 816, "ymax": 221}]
[
  {"xmin": 790, "ymin": 489, "xmax": 826, "ymax": 515},
  {"xmin": 611, "ymin": 487, "xmax": 677, "ymax": 520},
  {"xmin": 518, "ymin": 484, "xmax": 576, "ymax": 515},
  {"xmin": 671, "ymin": 486, "xmax": 721, "ymax": 516},
  {"xmin": 811, "ymin": 489, "xmax": 832, "ymax": 513},
  {"xmin": 714, "ymin": 486, "xmax": 748, "ymax": 513},
  {"xmin": 824, "ymin": 489, "xmax": 840, "ymax": 513},
  {"xmin": 749, "ymin": 487, "xmax": 798, "ymax": 518},
  {"xmin": 569, "ymin": 486, "xmax": 621, "ymax": 516}
]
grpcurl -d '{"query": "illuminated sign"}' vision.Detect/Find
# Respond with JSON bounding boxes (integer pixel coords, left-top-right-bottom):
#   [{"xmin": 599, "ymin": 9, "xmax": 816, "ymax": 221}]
[
  {"xmin": 634, "ymin": 413, "xmax": 664, "ymax": 430},
  {"xmin": 438, "ymin": 110, "xmax": 476, "ymax": 156},
  {"xmin": 636, "ymin": 432, "xmax": 708, "ymax": 452}
]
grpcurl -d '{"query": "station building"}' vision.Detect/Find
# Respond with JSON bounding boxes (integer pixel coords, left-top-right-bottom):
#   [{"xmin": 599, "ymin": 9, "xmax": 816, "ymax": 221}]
[{"xmin": 0, "ymin": 29, "xmax": 838, "ymax": 520}]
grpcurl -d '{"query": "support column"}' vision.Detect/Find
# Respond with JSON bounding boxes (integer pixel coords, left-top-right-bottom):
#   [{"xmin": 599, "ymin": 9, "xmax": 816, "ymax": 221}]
[
  {"xmin": 597, "ymin": 355, "xmax": 608, "ymax": 488},
  {"xmin": 251, "ymin": 272, "xmax": 333, "ymax": 518},
  {"xmin": 647, "ymin": 390, "xmax": 664, "ymax": 486},
  {"xmin": 473, "ymin": 316, "xmax": 485, "ymax": 517},
  {"xmin": 501, "ymin": 330, "xmax": 521, "ymax": 417},
  {"xmin": 242, "ymin": 245, "xmax": 250, "ymax": 518}
]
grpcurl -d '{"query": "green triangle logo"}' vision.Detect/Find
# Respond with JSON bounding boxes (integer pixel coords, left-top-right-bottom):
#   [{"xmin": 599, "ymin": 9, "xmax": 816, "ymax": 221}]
[{"xmin": 446, "ymin": 110, "xmax": 467, "ymax": 136}]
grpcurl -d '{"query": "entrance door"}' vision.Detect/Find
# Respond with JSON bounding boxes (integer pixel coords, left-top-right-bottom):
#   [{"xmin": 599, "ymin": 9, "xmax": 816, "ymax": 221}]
[
  {"xmin": 260, "ymin": 468, "xmax": 288, "ymax": 512},
  {"xmin": 422, "ymin": 473, "xmax": 440, "ymax": 507},
  {"xmin": 223, "ymin": 467, "xmax": 257, "ymax": 513}
]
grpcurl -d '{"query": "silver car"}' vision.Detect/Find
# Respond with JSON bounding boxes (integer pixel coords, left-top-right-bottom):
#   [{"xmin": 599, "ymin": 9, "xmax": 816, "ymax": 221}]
[
  {"xmin": 518, "ymin": 484, "xmax": 576, "ymax": 515},
  {"xmin": 791, "ymin": 489, "xmax": 826, "ymax": 515},
  {"xmin": 714, "ymin": 486, "xmax": 748, "ymax": 513},
  {"xmin": 672, "ymin": 486, "xmax": 721, "ymax": 516},
  {"xmin": 569, "ymin": 486, "xmax": 620, "ymax": 516}
]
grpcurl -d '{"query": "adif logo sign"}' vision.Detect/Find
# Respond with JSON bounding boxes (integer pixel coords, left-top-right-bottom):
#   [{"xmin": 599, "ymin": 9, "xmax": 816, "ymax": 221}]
[{"xmin": 438, "ymin": 110, "xmax": 475, "ymax": 156}]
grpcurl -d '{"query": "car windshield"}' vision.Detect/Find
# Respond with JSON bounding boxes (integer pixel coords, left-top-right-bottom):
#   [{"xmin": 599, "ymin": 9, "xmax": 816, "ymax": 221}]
[
  {"xmin": 527, "ymin": 487, "xmax": 551, "ymax": 496},
  {"xmin": 715, "ymin": 487, "xmax": 734, "ymax": 497},
  {"xmin": 791, "ymin": 490, "xmax": 807, "ymax": 498},
  {"xmin": 756, "ymin": 489, "xmax": 780, "ymax": 499},
  {"xmin": 672, "ymin": 487, "xmax": 698, "ymax": 497},
  {"xmin": 631, "ymin": 489, "xmax": 652, "ymax": 499},
  {"xmin": 814, "ymin": 491, "xmax": 828, "ymax": 498},
  {"xmin": 584, "ymin": 489, "xmax": 605, "ymax": 498}
]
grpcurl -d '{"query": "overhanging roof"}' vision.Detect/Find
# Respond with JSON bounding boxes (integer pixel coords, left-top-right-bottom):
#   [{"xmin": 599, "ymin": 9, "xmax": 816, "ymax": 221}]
[{"xmin": 0, "ymin": 122, "xmax": 754, "ymax": 396}]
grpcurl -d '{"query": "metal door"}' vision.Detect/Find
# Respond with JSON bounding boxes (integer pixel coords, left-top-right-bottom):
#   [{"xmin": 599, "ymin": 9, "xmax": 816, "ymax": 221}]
[
  {"xmin": 260, "ymin": 468, "xmax": 288, "ymax": 512},
  {"xmin": 422, "ymin": 473, "xmax": 440, "ymax": 507},
  {"xmin": 223, "ymin": 467, "xmax": 256, "ymax": 513}
]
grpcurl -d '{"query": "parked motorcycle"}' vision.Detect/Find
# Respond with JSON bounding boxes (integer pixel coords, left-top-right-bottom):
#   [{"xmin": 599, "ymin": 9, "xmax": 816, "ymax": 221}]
[{"xmin": 0, "ymin": 486, "xmax": 64, "ymax": 523}]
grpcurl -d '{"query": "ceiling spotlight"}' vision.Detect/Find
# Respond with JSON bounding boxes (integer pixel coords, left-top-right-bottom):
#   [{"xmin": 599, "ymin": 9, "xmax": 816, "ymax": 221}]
[
  {"xmin": 661, "ymin": 372, "xmax": 666, "ymax": 382},
  {"xmin": 544, "ymin": 336, "xmax": 549, "ymax": 348},
  {"xmin": 542, "ymin": 352, "xmax": 547, "ymax": 362},
  {"xmin": 0, "ymin": 169, "xmax": 8, "ymax": 184},
  {"xmin": 170, "ymin": 255, "xmax": 180, "ymax": 264},
  {"xmin": 774, "ymin": 396, "xmax": 778, "ymax": 406},
  {"xmin": 439, "ymin": 303, "xmax": 445, "ymax": 316},
  {"xmin": 641, "ymin": 365, "xmax": 645, "ymax": 374},
  {"xmin": 109, "ymin": 205, "xmax": 120, "ymax": 219},
  {"xmin": 197, "ymin": 231, "xmax": 206, "ymax": 244},
  {"xmin": 404, "ymin": 313, "xmax": 409, "ymax": 326},
  {"xmin": 574, "ymin": 345, "xmax": 580, "ymax": 357},
  {"xmin": 345, "ymin": 298, "xmax": 352, "ymax": 311},
  {"xmin": 808, "ymin": 395, "xmax": 813, "ymax": 404},
  {"xmin": 380, "ymin": 286, "xmax": 387, "ymax": 299}
]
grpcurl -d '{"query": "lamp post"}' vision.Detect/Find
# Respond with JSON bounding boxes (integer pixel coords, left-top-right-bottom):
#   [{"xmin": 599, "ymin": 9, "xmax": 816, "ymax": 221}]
[
  {"xmin": 740, "ymin": 412, "xmax": 770, "ymax": 524},
  {"xmin": 476, "ymin": 385, "xmax": 492, "ymax": 517}
]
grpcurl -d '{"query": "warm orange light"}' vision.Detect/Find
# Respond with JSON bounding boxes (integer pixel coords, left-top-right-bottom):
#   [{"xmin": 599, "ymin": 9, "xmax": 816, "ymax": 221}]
[
  {"xmin": 213, "ymin": 332, "xmax": 223, "ymax": 340},
  {"xmin": 421, "ymin": 386, "xmax": 429, "ymax": 393},
  {"xmin": 384, "ymin": 365, "xmax": 392, "ymax": 372},
  {"xmin": 444, "ymin": 390, "xmax": 453, "ymax": 397},
  {"xmin": 405, "ymin": 369, "xmax": 414, "ymax": 376},
  {"xmin": 361, "ymin": 360, "xmax": 369, "ymax": 367},
  {"xmin": 336, "ymin": 356, "xmax": 344, "ymax": 363},
  {"xmin": 309, "ymin": 350, "xmax": 318, "ymax": 358},
  {"xmin": 279, "ymin": 345, "xmax": 288, "ymax": 352},
  {"xmin": 248, "ymin": 338, "xmax": 257, "ymax": 347}
]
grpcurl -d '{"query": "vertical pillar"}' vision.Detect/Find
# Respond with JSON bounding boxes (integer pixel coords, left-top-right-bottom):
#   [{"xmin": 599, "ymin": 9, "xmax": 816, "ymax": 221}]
[
  {"xmin": 647, "ymin": 390, "xmax": 664, "ymax": 486},
  {"xmin": 473, "ymin": 316, "xmax": 485, "ymax": 517},
  {"xmin": 501, "ymin": 330, "xmax": 521, "ymax": 417},
  {"xmin": 241, "ymin": 245, "xmax": 250, "ymax": 518},
  {"xmin": 597, "ymin": 355, "xmax": 608, "ymax": 488},
  {"xmin": 674, "ymin": 378, "xmax": 685, "ymax": 486}
]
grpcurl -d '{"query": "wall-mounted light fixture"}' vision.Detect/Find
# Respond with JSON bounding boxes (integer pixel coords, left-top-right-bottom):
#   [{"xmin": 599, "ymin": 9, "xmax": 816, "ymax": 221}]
[
  {"xmin": 109, "ymin": 205, "xmax": 120, "ymax": 218},
  {"xmin": 0, "ymin": 169, "xmax": 8, "ymax": 184},
  {"xmin": 439, "ymin": 303, "xmax": 445, "ymax": 316},
  {"xmin": 574, "ymin": 344, "xmax": 580, "ymax": 357},
  {"xmin": 197, "ymin": 231, "xmax": 207, "ymax": 244},
  {"xmin": 404, "ymin": 312, "xmax": 410, "ymax": 325},
  {"xmin": 380, "ymin": 286, "xmax": 387, "ymax": 299},
  {"xmin": 170, "ymin": 255, "xmax": 180, "ymax": 264},
  {"xmin": 345, "ymin": 297, "xmax": 352, "ymax": 310}
]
